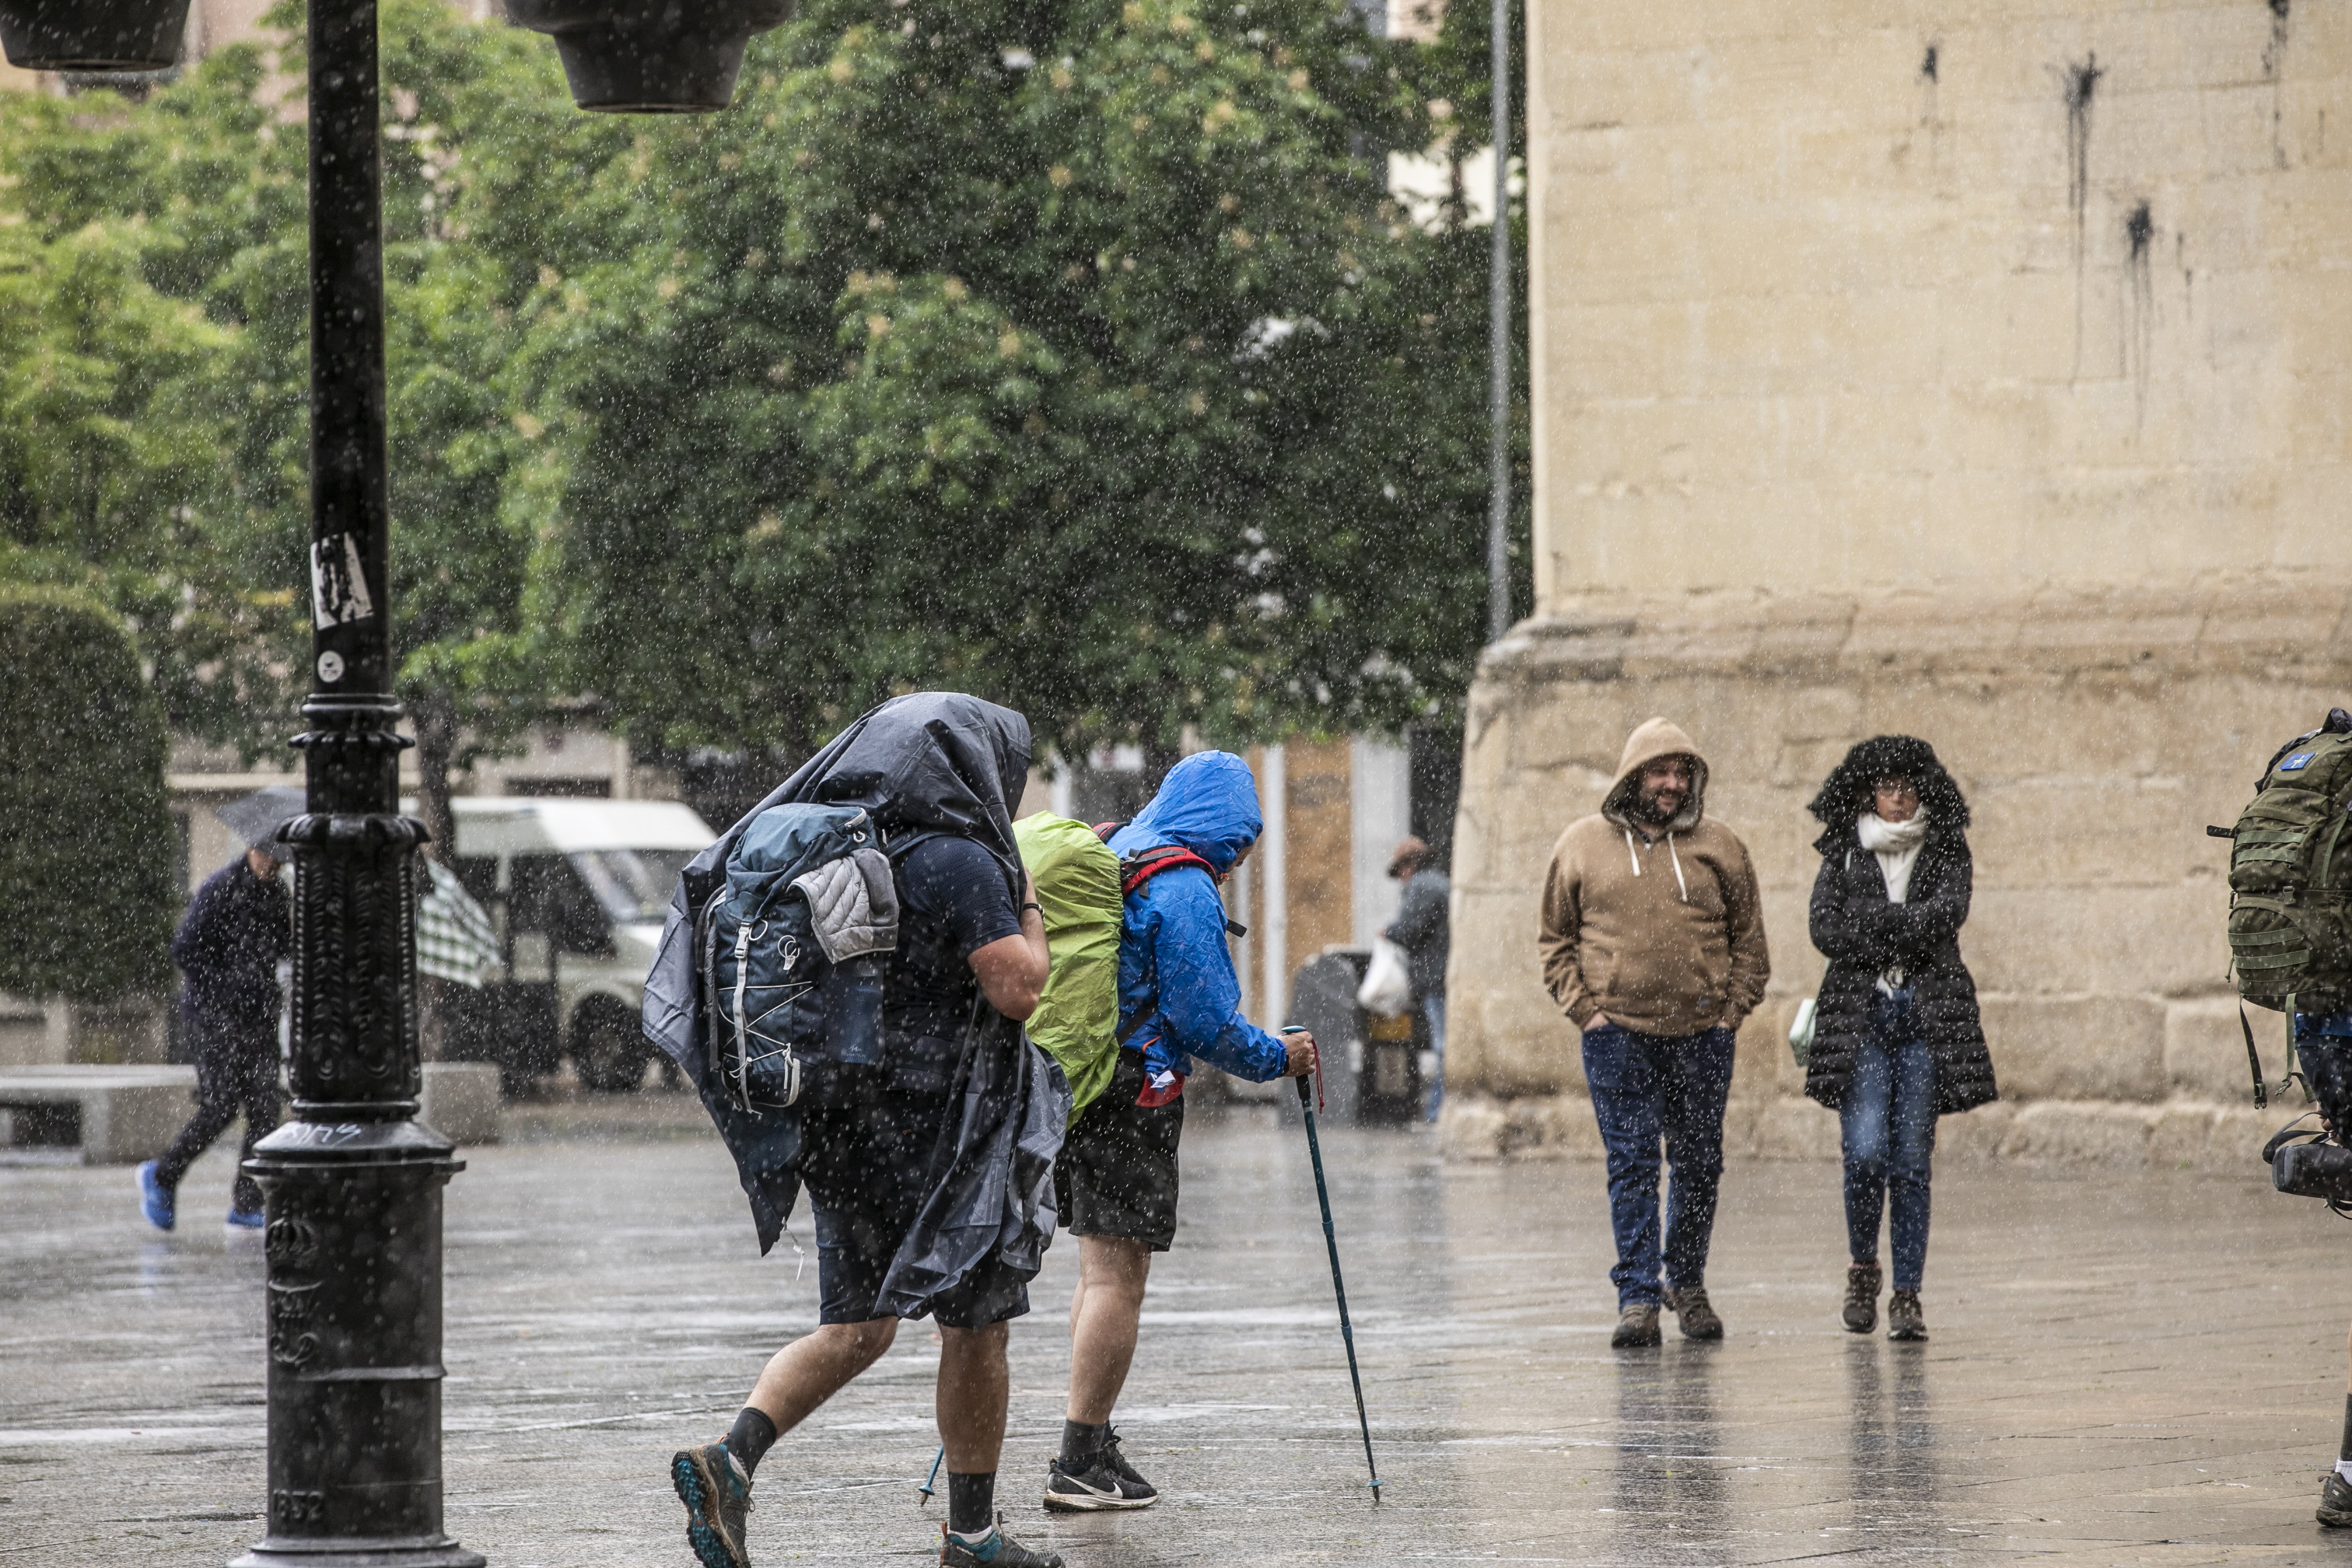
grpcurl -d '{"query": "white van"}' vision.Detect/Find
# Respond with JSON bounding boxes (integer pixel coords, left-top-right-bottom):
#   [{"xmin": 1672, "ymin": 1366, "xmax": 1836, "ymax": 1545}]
[{"xmin": 441, "ymin": 797, "xmax": 716, "ymax": 1091}]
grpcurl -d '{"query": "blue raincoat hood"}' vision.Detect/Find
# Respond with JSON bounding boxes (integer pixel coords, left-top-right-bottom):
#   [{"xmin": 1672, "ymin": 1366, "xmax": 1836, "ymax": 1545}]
[{"xmin": 1114, "ymin": 751, "xmax": 1261, "ymax": 872}]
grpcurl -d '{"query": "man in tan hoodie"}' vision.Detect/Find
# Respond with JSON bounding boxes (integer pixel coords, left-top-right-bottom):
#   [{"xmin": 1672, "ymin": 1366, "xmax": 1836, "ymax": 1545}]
[{"xmin": 1539, "ymin": 718, "xmax": 1770, "ymax": 1347}]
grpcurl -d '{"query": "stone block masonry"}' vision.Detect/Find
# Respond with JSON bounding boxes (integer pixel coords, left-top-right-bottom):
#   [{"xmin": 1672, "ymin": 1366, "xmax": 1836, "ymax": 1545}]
[
  {"xmin": 1439, "ymin": 589, "xmax": 2352, "ymax": 1167},
  {"xmin": 1457, "ymin": 0, "xmax": 2352, "ymax": 1166}
]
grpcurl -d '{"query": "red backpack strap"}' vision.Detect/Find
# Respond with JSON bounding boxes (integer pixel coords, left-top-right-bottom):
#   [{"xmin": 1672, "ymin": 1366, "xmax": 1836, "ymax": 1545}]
[
  {"xmin": 1118, "ymin": 845, "xmax": 1218, "ymax": 897},
  {"xmin": 1093, "ymin": 821, "xmax": 1121, "ymax": 842}
]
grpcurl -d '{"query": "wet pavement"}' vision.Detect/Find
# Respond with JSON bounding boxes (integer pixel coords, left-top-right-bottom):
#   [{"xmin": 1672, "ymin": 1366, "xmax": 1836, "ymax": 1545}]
[{"xmin": 7, "ymin": 1089, "xmax": 2352, "ymax": 1566}]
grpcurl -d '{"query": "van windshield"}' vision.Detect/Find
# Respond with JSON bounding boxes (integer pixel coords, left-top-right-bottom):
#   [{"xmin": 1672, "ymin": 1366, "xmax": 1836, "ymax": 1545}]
[{"xmin": 568, "ymin": 848, "xmax": 698, "ymax": 924}]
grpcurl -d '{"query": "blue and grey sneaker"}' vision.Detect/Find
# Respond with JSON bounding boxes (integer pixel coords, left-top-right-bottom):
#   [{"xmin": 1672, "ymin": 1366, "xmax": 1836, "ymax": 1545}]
[
  {"xmin": 672, "ymin": 1439, "xmax": 753, "ymax": 1568},
  {"xmin": 137, "ymin": 1161, "xmax": 175, "ymax": 1232},
  {"xmin": 940, "ymin": 1515, "xmax": 1063, "ymax": 1568},
  {"xmin": 226, "ymin": 1205, "xmax": 266, "ymax": 1230},
  {"xmin": 1042, "ymin": 1427, "xmax": 1157, "ymax": 1511}
]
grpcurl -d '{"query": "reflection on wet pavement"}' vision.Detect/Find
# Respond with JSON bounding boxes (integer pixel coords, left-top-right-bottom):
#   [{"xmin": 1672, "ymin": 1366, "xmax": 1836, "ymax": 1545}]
[{"xmin": 5, "ymin": 1095, "xmax": 2349, "ymax": 1564}]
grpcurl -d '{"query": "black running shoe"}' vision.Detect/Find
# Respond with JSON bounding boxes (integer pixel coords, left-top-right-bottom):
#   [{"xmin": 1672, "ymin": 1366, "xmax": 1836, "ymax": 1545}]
[
  {"xmin": 672, "ymin": 1439, "xmax": 753, "ymax": 1568},
  {"xmin": 1043, "ymin": 1428, "xmax": 1158, "ymax": 1512},
  {"xmin": 2320, "ymin": 1470, "xmax": 2352, "ymax": 1528},
  {"xmin": 941, "ymin": 1514, "xmax": 1064, "ymax": 1567}
]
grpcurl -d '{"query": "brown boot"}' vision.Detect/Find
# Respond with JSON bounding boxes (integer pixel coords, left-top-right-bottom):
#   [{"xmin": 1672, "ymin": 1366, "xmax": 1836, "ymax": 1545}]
[
  {"xmin": 1842, "ymin": 1263, "xmax": 1882, "ymax": 1334},
  {"xmin": 1887, "ymin": 1288, "xmax": 1927, "ymax": 1342},
  {"xmin": 1662, "ymin": 1285, "xmax": 1724, "ymax": 1341},
  {"xmin": 1610, "ymin": 1302, "xmax": 1662, "ymax": 1348}
]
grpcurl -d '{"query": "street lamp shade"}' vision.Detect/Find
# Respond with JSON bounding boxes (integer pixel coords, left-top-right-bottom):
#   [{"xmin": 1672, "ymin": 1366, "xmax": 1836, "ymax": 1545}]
[
  {"xmin": 507, "ymin": 0, "xmax": 791, "ymax": 113},
  {"xmin": 0, "ymin": 0, "xmax": 190, "ymax": 71}
]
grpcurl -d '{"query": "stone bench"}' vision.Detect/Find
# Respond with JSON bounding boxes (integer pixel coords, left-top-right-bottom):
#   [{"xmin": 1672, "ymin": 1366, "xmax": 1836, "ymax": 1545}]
[{"xmin": 0, "ymin": 1062, "xmax": 501, "ymax": 1163}]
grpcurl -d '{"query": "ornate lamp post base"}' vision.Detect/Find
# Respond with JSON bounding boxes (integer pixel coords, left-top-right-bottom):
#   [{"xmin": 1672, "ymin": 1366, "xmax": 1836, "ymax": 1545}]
[{"xmin": 231, "ymin": 1122, "xmax": 479, "ymax": 1568}]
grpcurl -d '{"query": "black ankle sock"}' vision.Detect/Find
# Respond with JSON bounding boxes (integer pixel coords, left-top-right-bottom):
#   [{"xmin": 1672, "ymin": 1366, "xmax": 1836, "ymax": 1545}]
[
  {"xmin": 723, "ymin": 1407, "xmax": 777, "ymax": 1477},
  {"xmin": 946, "ymin": 1471, "xmax": 995, "ymax": 1536},
  {"xmin": 1060, "ymin": 1419, "xmax": 1108, "ymax": 1468},
  {"xmin": 2339, "ymin": 1394, "xmax": 2352, "ymax": 1463}
]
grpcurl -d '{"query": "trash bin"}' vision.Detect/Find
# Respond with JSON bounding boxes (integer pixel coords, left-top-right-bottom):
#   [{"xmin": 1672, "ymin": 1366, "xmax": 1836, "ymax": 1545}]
[{"xmin": 1285, "ymin": 949, "xmax": 1421, "ymax": 1127}]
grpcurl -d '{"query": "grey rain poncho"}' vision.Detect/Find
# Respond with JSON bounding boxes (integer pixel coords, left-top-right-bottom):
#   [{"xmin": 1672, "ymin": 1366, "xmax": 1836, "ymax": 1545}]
[{"xmin": 641, "ymin": 693, "xmax": 1070, "ymax": 1317}]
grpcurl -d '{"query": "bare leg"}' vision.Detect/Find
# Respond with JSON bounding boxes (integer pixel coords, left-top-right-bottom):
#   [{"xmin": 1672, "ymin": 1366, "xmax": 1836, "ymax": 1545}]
[
  {"xmin": 937, "ymin": 1321, "xmax": 1011, "ymax": 1473},
  {"xmin": 744, "ymin": 1319, "xmax": 899, "ymax": 1435},
  {"xmin": 1067, "ymin": 1235, "xmax": 1151, "ymax": 1425}
]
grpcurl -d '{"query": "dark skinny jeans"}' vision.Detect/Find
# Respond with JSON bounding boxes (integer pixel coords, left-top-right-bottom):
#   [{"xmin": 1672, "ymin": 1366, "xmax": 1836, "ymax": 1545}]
[
  {"xmin": 156, "ymin": 1019, "xmax": 280, "ymax": 1214},
  {"xmin": 1582, "ymin": 1022, "xmax": 1737, "ymax": 1308},
  {"xmin": 1840, "ymin": 991, "xmax": 1936, "ymax": 1292}
]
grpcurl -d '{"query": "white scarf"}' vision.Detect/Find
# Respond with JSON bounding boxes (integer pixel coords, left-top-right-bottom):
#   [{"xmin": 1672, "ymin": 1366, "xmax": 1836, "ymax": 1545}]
[{"xmin": 1855, "ymin": 808, "xmax": 1930, "ymax": 995}]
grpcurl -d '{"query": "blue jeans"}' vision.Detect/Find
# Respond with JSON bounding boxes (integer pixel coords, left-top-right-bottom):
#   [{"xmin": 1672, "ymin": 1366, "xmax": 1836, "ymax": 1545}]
[
  {"xmin": 1423, "ymin": 993, "xmax": 1448, "ymax": 1122},
  {"xmin": 1840, "ymin": 994, "xmax": 1936, "ymax": 1292},
  {"xmin": 1582, "ymin": 1022, "xmax": 1738, "ymax": 1308}
]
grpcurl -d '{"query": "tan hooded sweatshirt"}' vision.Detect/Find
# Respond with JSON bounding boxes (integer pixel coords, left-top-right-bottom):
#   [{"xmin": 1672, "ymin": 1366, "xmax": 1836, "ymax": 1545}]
[{"xmin": 1538, "ymin": 718, "xmax": 1771, "ymax": 1036}]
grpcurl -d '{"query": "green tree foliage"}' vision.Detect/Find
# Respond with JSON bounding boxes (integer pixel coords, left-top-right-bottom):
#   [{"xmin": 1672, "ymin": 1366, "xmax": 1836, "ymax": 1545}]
[
  {"xmin": 0, "ymin": 0, "xmax": 1526, "ymax": 778},
  {"xmin": 0, "ymin": 587, "xmax": 176, "ymax": 1001},
  {"xmin": 517, "ymin": 0, "xmax": 1513, "ymax": 761}
]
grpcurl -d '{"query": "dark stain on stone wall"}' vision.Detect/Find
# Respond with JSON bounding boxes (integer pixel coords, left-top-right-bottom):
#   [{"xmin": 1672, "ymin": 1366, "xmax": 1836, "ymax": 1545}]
[
  {"xmin": 2063, "ymin": 55, "xmax": 2104, "ymax": 379},
  {"xmin": 2124, "ymin": 202, "xmax": 2156, "ymax": 426}
]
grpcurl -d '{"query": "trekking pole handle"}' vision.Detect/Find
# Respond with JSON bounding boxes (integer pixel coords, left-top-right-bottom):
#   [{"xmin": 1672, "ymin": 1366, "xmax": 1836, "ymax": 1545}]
[{"xmin": 1281, "ymin": 1024, "xmax": 1323, "ymax": 1112}]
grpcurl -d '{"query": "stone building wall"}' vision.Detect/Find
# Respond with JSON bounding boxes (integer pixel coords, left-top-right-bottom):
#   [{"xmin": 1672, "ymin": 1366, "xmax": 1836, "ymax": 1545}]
[{"xmin": 1444, "ymin": 0, "xmax": 2352, "ymax": 1166}]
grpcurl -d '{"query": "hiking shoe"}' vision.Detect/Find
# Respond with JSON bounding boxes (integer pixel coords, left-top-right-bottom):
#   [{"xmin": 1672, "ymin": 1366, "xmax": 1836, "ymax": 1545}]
[
  {"xmin": 672, "ymin": 1439, "xmax": 753, "ymax": 1568},
  {"xmin": 1610, "ymin": 1302, "xmax": 1662, "ymax": 1348},
  {"xmin": 942, "ymin": 1514, "xmax": 1063, "ymax": 1567},
  {"xmin": 1043, "ymin": 1427, "xmax": 1157, "ymax": 1511},
  {"xmin": 226, "ymin": 1205, "xmax": 266, "ymax": 1230},
  {"xmin": 1843, "ymin": 1263, "xmax": 1882, "ymax": 1334},
  {"xmin": 2319, "ymin": 1470, "xmax": 2352, "ymax": 1528},
  {"xmin": 1887, "ymin": 1288, "xmax": 1927, "ymax": 1342},
  {"xmin": 137, "ymin": 1161, "xmax": 175, "ymax": 1232},
  {"xmin": 1663, "ymin": 1285, "xmax": 1724, "ymax": 1341}
]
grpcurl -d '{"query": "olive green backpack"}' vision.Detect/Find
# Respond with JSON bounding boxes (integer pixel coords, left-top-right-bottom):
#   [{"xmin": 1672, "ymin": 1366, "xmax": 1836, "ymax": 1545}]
[{"xmin": 2219, "ymin": 709, "xmax": 2352, "ymax": 1105}]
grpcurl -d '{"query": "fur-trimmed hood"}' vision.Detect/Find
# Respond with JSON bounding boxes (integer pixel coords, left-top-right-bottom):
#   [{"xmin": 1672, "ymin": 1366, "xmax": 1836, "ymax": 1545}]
[{"xmin": 1806, "ymin": 735, "xmax": 1969, "ymax": 854}]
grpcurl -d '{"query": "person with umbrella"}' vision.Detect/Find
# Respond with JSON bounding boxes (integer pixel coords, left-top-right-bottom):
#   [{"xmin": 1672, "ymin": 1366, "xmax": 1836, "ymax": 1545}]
[{"xmin": 138, "ymin": 786, "xmax": 299, "ymax": 1231}]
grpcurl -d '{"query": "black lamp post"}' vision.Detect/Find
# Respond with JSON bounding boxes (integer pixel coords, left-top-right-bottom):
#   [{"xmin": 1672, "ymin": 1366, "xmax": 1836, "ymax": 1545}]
[{"xmin": 0, "ymin": 2, "xmax": 785, "ymax": 1563}]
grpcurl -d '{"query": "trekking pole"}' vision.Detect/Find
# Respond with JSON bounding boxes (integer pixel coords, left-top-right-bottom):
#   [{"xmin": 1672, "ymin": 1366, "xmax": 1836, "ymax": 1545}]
[
  {"xmin": 1284, "ymin": 1027, "xmax": 1381, "ymax": 1503},
  {"xmin": 918, "ymin": 1444, "xmax": 943, "ymax": 1506}
]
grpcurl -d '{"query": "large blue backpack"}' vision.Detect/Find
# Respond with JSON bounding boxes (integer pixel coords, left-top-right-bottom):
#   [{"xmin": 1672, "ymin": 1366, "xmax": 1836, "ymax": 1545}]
[{"xmin": 699, "ymin": 802, "xmax": 900, "ymax": 1113}]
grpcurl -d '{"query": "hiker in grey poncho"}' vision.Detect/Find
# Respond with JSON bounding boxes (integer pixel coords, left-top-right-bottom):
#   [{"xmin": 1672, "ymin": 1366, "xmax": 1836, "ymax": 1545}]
[{"xmin": 648, "ymin": 693, "xmax": 1069, "ymax": 1568}]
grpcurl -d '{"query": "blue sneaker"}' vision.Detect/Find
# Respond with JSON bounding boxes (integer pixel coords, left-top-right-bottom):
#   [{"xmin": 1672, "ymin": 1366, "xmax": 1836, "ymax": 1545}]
[
  {"xmin": 671, "ymin": 1440, "xmax": 752, "ymax": 1568},
  {"xmin": 942, "ymin": 1517, "xmax": 1064, "ymax": 1568},
  {"xmin": 137, "ymin": 1161, "xmax": 175, "ymax": 1232},
  {"xmin": 226, "ymin": 1205, "xmax": 266, "ymax": 1230}
]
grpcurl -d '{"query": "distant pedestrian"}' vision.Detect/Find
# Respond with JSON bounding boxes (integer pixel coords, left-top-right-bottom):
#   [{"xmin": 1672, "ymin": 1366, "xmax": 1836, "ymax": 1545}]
[
  {"xmin": 1538, "ymin": 718, "xmax": 1771, "ymax": 1347},
  {"xmin": 140, "ymin": 838, "xmax": 292, "ymax": 1231},
  {"xmin": 1382, "ymin": 836, "xmax": 1450, "ymax": 1121},
  {"xmin": 1804, "ymin": 736, "xmax": 1996, "ymax": 1343},
  {"xmin": 1045, "ymin": 752, "xmax": 1318, "ymax": 1513}
]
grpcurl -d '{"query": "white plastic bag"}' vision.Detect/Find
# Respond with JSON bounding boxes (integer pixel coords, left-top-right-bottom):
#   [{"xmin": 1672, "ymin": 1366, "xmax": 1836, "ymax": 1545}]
[
  {"xmin": 1356, "ymin": 937, "xmax": 1414, "ymax": 1017},
  {"xmin": 1787, "ymin": 997, "xmax": 1818, "ymax": 1070}
]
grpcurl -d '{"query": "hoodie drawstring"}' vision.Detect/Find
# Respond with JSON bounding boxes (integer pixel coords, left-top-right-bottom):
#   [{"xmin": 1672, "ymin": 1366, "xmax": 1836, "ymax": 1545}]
[{"xmin": 1623, "ymin": 828, "xmax": 1691, "ymax": 903}]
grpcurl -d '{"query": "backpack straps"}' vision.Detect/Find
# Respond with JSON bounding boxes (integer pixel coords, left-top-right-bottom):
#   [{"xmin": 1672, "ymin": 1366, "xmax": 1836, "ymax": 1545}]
[{"xmin": 2239, "ymin": 1001, "xmax": 2269, "ymax": 1111}]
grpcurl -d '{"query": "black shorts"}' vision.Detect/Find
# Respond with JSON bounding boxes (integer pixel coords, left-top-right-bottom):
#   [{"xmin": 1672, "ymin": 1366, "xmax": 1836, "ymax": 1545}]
[
  {"xmin": 1053, "ymin": 1050, "xmax": 1184, "ymax": 1252},
  {"xmin": 797, "ymin": 1061, "xmax": 1030, "ymax": 1330}
]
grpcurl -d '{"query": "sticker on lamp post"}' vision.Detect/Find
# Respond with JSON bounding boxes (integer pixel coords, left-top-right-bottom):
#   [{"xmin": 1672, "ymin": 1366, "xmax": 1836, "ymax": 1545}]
[{"xmin": 310, "ymin": 533, "xmax": 376, "ymax": 628}]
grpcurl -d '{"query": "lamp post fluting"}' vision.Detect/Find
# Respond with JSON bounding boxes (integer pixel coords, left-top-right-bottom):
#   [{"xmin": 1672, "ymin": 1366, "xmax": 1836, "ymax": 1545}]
[{"xmin": 230, "ymin": 1, "xmax": 479, "ymax": 1563}]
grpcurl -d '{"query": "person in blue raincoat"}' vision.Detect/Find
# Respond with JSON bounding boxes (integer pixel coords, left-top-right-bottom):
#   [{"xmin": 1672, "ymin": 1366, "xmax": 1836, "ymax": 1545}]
[{"xmin": 1042, "ymin": 750, "xmax": 1318, "ymax": 1513}]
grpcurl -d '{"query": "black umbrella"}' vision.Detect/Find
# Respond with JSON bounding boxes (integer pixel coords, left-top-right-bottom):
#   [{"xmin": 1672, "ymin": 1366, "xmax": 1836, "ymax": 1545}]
[{"xmin": 214, "ymin": 785, "xmax": 305, "ymax": 855}]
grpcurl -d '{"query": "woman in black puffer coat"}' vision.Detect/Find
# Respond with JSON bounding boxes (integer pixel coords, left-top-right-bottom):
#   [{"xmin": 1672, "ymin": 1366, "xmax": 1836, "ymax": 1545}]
[{"xmin": 1806, "ymin": 735, "xmax": 1996, "ymax": 1344}]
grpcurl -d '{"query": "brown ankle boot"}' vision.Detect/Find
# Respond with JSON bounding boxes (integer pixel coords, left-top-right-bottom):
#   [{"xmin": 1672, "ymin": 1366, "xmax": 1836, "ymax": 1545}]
[
  {"xmin": 1887, "ymin": 1288, "xmax": 1927, "ymax": 1341},
  {"xmin": 1842, "ymin": 1263, "xmax": 1882, "ymax": 1334}
]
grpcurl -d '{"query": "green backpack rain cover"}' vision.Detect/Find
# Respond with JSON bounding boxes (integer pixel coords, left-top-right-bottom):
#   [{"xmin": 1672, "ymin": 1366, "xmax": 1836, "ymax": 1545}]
[
  {"xmin": 2226, "ymin": 719, "xmax": 2352, "ymax": 1020},
  {"xmin": 1015, "ymin": 813, "xmax": 1125, "ymax": 1120}
]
